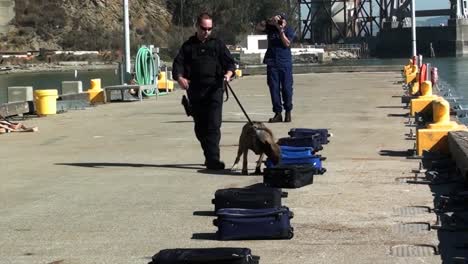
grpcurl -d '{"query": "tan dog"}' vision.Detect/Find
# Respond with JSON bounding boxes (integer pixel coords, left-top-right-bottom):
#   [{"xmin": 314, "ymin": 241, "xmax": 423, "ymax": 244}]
[{"xmin": 231, "ymin": 121, "xmax": 281, "ymax": 175}]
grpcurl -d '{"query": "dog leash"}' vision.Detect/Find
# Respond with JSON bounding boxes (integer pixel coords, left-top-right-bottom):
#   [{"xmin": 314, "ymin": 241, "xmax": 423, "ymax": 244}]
[{"xmin": 224, "ymin": 81, "xmax": 253, "ymax": 125}]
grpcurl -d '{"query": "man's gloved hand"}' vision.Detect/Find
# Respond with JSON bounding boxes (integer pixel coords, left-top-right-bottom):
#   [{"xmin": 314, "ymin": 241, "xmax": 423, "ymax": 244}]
[
  {"xmin": 177, "ymin": 76, "xmax": 190, "ymax": 90},
  {"xmin": 224, "ymin": 71, "xmax": 234, "ymax": 82}
]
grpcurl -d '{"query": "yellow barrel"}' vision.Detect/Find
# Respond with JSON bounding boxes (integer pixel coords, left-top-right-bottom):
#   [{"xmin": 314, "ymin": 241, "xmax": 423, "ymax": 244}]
[
  {"xmin": 34, "ymin": 89, "xmax": 58, "ymax": 116},
  {"xmin": 90, "ymin": 79, "xmax": 102, "ymax": 90}
]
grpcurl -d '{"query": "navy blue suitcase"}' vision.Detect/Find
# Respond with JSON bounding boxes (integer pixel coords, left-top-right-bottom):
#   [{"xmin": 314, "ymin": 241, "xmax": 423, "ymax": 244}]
[
  {"xmin": 277, "ymin": 136, "xmax": 323, "ymax": 152},
  {"xmin": 212, "ymin": 186, "xmax": 288, "ymax": 212},
  {"xmin": 266, "ymin": 146, "xmax": 327, "ymax": 175},
  {"xmin": 149, "ymin": 247, "xmax": 260, "ymax": 264},
  {"xmin": 266, "ymin": 156, "xmax": 326, "ymax": 175},
  {"xmin": 214, "ymin": 207, "xmax": 294, "ymax": 240},
  {"xmin": 288, "ymin": 128, "xmax": 331, "ymax": 145}
]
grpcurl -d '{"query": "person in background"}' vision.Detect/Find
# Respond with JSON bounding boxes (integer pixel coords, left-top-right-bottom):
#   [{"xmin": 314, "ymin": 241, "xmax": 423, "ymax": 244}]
[
  {"xmin": 261, "ymin": 13, "xmax": 295, "ymax": 123},
  {"xmin": 172, "ymin": 12, "xmax": 235, "ymax": 170}
]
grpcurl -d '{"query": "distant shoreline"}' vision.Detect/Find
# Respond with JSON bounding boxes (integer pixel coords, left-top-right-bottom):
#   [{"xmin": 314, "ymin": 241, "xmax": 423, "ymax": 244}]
[{"xmin": 0, "ymin": 63, "xmax": 118, "ymax": 75}]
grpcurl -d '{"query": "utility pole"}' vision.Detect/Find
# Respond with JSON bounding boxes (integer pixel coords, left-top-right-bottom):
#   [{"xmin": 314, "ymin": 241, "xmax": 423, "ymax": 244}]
[
  {"xmin": 123, "ymin": 0, "xmax": 131, "ymax": 79},
  {"xmin": 411, "ymin": 0, "xmax": 417, "ymax": 57}
]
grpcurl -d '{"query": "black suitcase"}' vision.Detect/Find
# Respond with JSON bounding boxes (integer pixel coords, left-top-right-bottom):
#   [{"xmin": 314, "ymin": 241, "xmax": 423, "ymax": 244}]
[
  {"xmin": 212, "ymin": 186, "xmax": 288, "ymax": 212},
  {"xmin": 277, "ymin": 136, "xmax": 323, "ymax": 152},
  {"xmin": 214, "ymin": 207, "xmax": 294, "ymax": 240},
  {"xmin": 263, "ymin": 164, "xmax": 315, "ymax": 188},
  {"xmin": 149, "ymin": 247, "xmax": 259, "ymax": 264},
  {"xmin": 288, "ymin": 128, "xmax": 331, "ymax": 145}
]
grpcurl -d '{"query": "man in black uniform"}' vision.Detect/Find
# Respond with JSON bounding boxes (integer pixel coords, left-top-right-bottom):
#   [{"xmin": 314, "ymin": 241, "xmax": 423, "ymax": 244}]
[{"xmin": 172, "ymin": 12, "xmax": 235, "ymax": 170}]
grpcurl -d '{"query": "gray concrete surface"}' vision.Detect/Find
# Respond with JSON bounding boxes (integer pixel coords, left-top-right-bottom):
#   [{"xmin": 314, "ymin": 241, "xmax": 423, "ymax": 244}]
[{"xmin": 0, "ymin": 72, "xmax": 442, "ymax": 264}]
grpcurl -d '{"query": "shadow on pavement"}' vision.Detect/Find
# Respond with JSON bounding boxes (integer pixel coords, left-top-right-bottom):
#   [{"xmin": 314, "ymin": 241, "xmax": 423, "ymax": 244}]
[
  {"xmin": 191, "ymin": 233, "xmax": 218, "ymax": 240},
  {"xmin": 379, "ymin": 149, "xmax": 411, "ymax": 157},
  {"xmin": 164, "ymin": 120, "xmax": 249, "ymax": 124},
  {"xmin": 193, "ymin": 211, "xmax": 216, "ymax": 217},
  {"xmin": 376, "ymin": 106, "xmax": 406, "ymax": 109},
  {"xmin": 387, "ymin": 113, "xmax": 409, "ymax": 118},
  {"xmin": 56, "ymin": 162, "xmax": 249, "ymax": 176}
]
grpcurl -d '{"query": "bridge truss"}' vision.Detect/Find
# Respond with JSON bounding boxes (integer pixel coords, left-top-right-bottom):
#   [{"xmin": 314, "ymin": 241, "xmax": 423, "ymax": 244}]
[{"xmin": 296, "ymin": 0, "xmax": 453, "ymax": 44}]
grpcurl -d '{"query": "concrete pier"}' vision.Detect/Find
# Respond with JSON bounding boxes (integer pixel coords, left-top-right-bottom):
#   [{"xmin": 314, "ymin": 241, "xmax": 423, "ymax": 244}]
[{"xmin": 0, "ymin": 72, "xmax": 442, "ymax": 263}]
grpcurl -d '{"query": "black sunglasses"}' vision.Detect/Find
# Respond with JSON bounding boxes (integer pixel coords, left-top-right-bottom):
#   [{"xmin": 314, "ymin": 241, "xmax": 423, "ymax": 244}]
[{"xmin": 199, "ymin": 25, "xmax": 213, "ymax": 31}]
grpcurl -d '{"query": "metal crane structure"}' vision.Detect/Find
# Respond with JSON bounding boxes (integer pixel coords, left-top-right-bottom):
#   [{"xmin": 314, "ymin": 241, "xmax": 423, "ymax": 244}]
[{"xmin": 296, "ymin": 0, "xmax": 456, "ymax": 44}]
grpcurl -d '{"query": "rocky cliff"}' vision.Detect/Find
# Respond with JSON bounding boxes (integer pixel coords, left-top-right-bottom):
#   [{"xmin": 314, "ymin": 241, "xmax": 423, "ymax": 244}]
[{"xmin": 1, "ymin": 0, "xmax": 172, "ymax": 51}]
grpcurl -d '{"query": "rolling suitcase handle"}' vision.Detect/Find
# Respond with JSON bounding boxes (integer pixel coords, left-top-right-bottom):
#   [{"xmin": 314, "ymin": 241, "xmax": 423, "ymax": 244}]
[{"xmin": 217, "ymin": 207, "xmax": 290, "ymax": 218}]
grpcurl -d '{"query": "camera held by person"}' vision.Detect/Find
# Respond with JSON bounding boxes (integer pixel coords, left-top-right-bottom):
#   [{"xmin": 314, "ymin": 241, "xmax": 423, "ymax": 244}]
[{"xmin": 267, "ymin": 14, "xmax": 286, "ymax": 30}]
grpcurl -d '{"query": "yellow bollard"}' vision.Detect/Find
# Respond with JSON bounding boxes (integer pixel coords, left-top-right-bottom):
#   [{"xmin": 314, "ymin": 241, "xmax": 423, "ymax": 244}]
[
  {"xmin": 405, "ymin": 64, "xmax": 418, "ymax": 84},
  {"xmin": 427, "ymin": 99, "xmax": 460, "ymax": 129},
  {"xmin": 410, "ymin": 81, "xmax": 439, "ymax": 116},
  {"xmin": 419, "ymin": 80, "xmax": 432, "ymax": 96},
  {"xmin": 90, "ymin": 79, "xmax": 101, "ymax": 90},
  {"xmin": 235, "ymin": 68, "xmax": 243, "ymax": 78},
  {"xmin": 410, "ymin": 81, "xmax": 419, "ymax": 96},
  {"xmin": 432, "ymin": 99, "xmax": 450, "ymax": 124},
  {"xmin": 416, "ymin": 98, "xmax": 467, "ymax": 156},
  {"xmin": 403, "ymin": 59, "xmax": 413, "ymax": 75},
  {"xmin": 34, "ymin": 89, "xmax": 58, "ymax": 116},
  {"xmin": 87, "ymin": 78, "xmax": 104, "ymax": 104}
]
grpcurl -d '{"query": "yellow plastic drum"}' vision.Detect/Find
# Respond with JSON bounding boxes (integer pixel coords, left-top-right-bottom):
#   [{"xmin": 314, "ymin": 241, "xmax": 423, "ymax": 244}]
[{"xmin": 34, "ymin": 89, "xmax": 58, "ymax": 116}]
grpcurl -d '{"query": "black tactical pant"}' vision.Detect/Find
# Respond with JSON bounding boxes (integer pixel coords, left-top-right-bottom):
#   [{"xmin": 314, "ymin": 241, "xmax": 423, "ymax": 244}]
[{"xmin": 188, "ymin": 84, "xmax": 224, "ymax": 163}]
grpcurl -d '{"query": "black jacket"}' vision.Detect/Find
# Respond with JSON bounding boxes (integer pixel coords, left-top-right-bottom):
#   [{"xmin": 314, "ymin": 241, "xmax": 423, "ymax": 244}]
[{"xmin": 172, "ymin": 35, "xmax": 236, "ymax": 87}]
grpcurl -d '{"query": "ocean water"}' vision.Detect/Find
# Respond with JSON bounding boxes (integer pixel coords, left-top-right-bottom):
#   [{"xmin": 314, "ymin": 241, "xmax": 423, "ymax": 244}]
[
  {"xmin": 0, "ymin": 69, "xmax": 120, "ymax": 104},
  {"xmin": 332, "ymin": 57, "xmax": 468, "ymax": 98}
]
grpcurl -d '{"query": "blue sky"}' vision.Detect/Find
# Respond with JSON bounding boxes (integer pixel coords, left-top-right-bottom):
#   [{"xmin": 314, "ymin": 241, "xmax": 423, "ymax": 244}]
[{"xmin": 416, "ymin": 0, "xmax": 449, "ymax": 9}]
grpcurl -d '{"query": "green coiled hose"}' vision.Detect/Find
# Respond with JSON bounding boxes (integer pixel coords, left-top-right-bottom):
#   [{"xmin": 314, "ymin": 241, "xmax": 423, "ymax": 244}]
[{"xmin": 135, "ymin": 46, "xmax": 164, "ymax": 96}]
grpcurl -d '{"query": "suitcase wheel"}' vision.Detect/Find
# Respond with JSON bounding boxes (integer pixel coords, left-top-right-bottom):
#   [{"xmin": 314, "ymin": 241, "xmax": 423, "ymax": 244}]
[
  {"xmin": 288, "ymin": 229, "xmax": 294, "ymax": 239},
  {"xmin": 213, "ymin": 219, "xmax": 218, "ymax": 226},
  {"xmin": 289, "ymin": 211, "xmax": 294, "ymax": 219},
  {"xmin": 211, "ymin": 198, "xmax": 216, "ymax": 204},
  {"xmin": 320, "ymin": 168, "xmax": 327, "ymax": 174}
]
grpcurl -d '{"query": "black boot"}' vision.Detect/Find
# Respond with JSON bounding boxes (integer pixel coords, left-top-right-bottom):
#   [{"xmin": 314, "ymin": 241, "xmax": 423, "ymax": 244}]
[
  {"xmin": 268, "ymin": 112, "xmax": 283, "ymax": 123},
  {"xmin": 205, "ymin": 160, "xmax": 225, "ymax": 170},
  {"xmin": 284, "ymin": 111, "xmax": 291, "ymax": 122}
]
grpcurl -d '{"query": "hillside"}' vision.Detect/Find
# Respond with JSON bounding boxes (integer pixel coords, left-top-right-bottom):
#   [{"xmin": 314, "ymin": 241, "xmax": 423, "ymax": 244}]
[{"xmin": 0, "ymin": 0, "xmax": 172, "ymax": 52}]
